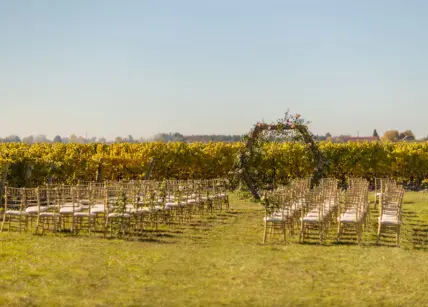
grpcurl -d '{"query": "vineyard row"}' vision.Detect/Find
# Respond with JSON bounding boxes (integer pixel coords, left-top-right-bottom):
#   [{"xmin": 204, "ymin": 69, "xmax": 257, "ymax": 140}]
[{"xmin": 0, "ymin": 142, "xmax": 427, "ymax": 187}]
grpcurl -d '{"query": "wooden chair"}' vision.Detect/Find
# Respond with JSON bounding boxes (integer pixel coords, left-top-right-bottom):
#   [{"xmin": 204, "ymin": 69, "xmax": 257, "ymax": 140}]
[
  {"xmin": 35, "ymin": 187, "xmax": 62, "ymax": 235},
  {"xmin": 263, "ymin": 189, "xmax": 291, "ymax": 244},
  {"xmin": 376, "ymin": 184, "xmax": 404, "ymax": 246},
  {"xmin": 337, "ymin": 190, "xmax": 364, "ymax": 244},
  {"xmin": 104, "ymin": 187, "xmax": 132, "ymax": 238},
  {"xmin": 24, "ymin": 188, "xmax": 48, "ymax": 229},
  {"xmin": 1, "ymin": 187, "xmax": 29, "ymax": 232},
  {"xmin": 300, "ymin": 190, "xmax": 324, "ymax": 243},
  {"xmin": 73, "ymin": 186, "xmax": 97, "ymax": 235},
  {"xmin": 300, "ymin": 180, "xmax": 338, "ymax": 244},
  {"xmin": 58, "ymin": 186, "xmax": 81, "ymax": 232}
]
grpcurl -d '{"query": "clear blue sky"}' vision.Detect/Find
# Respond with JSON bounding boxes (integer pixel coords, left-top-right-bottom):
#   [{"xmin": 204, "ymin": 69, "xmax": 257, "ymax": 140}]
[{"xmin": 1, "ymin": 0, "xmax": 427, "ymax": 140}]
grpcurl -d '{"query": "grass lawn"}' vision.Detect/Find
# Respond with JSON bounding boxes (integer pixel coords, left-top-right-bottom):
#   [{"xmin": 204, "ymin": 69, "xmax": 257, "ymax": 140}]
[{"xmin": 1, "ymin": 192, "xmax": 428, "ymax": 306}]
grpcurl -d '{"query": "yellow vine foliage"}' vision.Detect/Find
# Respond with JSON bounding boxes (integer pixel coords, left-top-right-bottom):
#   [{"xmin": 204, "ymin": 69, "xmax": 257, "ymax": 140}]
[{"xmin": 0, "ymin": 141, "xmax": 427, "ymax": 186}]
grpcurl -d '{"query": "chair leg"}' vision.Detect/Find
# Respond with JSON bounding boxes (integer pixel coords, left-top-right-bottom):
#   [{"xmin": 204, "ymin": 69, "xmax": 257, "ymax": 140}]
[
  {"xmin": 0, "ymin": 214, "xmax": 6, "ymax": 232},
  {"xmin": 42, "ymin": 217, "xmax": 46, "ymax": 233},
  {"xmin": 376, "ymin": 223, "xmax": 382, "ymax": 245},
  {"xmin": 263, "ymin": 221, "xmax": 268, "ymax": 244},
  {"xmin": 299, "ymin": 223, "xmax": 304, "ymax": 243},
  {"xmin": 396, "ymin": 225, "xmax": 400, "ymax": 247},
  {"xmin": 357, "ymin": 223, "xmax": 362, "ymax": 245},
  {"xmin": 282, "ymin": 223, "xmax": 286, "ymax": 244},
  {"xmin": 337, "ymin": 223, "xmax": 342, "ymax": 242}
]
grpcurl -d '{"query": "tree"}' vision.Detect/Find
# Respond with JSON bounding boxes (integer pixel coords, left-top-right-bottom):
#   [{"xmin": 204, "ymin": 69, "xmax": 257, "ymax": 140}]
[
  {"xmin": 2, "ymin": 135, "xmax": 21, "ymax": 143},
  {"xmin": 97, "ymin": 137, "xmax": 107, "ymax": 143},
  {"xmin": 153, "ymin": 132, "xmax": 184, "ymax": 142},
  {"xmin": 69, "ymin": 134, "xmax": 78, "ymax": 143},
  {"xmin": 22, "ymin": 135, "xmax": 34, "ymax": 144},
  {"xmin": 115, "ymin": 136, "xmax": 123, "ymax": 143},
  {"xmin": 373, "ymin": 129, "xmax": 379, "ymax": 138},
  {"xmin": 53, "ymin": 135, "xmax": 63, "ymax": 143},
  {"xmin": 325, "ymin": 132, "xmax": 332, "ymax": 142},
  {"xmin": 34, "ymin": 134, "xmax": 49, "ymax": 143},
  {"xmin": 382, "ymin": 130, "xmax": 400, "ymax": 142},
  {"xmin": 122, "ymin": 135, "xmax": 135, "ymax": 143},
  {"xmin": 399, "ymin": 130, "xmax": 415, "ymax": 141}
]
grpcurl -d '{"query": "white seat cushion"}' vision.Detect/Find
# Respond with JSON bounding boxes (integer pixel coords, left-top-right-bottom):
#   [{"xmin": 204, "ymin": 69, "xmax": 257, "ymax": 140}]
[
  {"xmin": 380, "ymin": 214, "xmax": 400, "ymax": 225},
  {"xmin": 62, "ymin": 202, "xmax": 80, "ymax": 207},
  {"xmin": 5, "ymin": 210, "xmax": 29, "ymax": 216},
  {"xmin": 93, "ymin": 203, "xmax": 113, "ymax": 210},
  {"xmin": 264, "ymin": 216, "xmax": 285, "ymax": 222},
  {"xmin": 60, "ymin": 207, "xmax": 82, "ymax": 214},
  {"xmin": 339, "ymin": 213, "xmax": 357, "ymax": 223},
  {"xmin": 302, "ymin": 216, "xmax": 319, "ymax": 222},
  {"xmin": 306, "ymin": 210, "xmax": 320, "ymax": 217},
  {"xmin": 25, "ymin": 206, "xmax": 48, "ymax": 214},
  {"xmin": 91, "ymin": 207, "xmax": 106, "ymax": 214}
]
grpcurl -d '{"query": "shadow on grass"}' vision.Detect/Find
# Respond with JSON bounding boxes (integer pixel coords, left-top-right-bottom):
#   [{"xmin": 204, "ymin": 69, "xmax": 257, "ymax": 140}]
[{"xmin": 134, "ymin": 237, "xmax": 175, "ymax": 244}]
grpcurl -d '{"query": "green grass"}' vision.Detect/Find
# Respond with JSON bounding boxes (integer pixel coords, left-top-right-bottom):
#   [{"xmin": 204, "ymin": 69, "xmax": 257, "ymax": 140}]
[{"xmin": 2, "ymin": 192, "xmax": 428, "ymax": 306}]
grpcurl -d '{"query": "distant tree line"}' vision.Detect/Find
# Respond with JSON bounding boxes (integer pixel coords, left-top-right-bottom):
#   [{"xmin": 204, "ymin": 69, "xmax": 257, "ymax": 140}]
[
  {"xmin": 0, "ymin": 133, "xmax": 244, "ymax": 144},
  {"xmin": 152, "ymin": 133, "xmax": 243, "ymax": 143},
  {"xmin": 0, "ymin": 129, "xmax": 426, "ymax": 144}
]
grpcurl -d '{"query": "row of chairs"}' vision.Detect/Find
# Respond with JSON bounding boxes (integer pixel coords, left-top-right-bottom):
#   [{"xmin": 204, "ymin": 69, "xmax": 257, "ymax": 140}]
[
  {"xmin": 263, "ymin": 178, "xmax": 387, "ymax": 245},
  {"xmin": 337, "ymin": 178, "xmax": 370, "ymax": 244},
  {"xmin": 376, "ymin": 179, "xmax": 404, "ymax": 246},
  {"xmin": 0, "ymin": 179, "xmax": 229, "ymax": 238},
  {"xmin": 263, "ymin": 178, "xmax": 312, "ymax": 244},
  {"xmin": 299, "ymin": 178, "xmax": 340, "ymax": 243}
]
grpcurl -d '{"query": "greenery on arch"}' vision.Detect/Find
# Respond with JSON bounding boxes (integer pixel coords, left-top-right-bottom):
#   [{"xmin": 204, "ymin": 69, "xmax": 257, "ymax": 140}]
[{"xmin": 233, "ymin": 111, "xmax": 324, "ymax": 201}]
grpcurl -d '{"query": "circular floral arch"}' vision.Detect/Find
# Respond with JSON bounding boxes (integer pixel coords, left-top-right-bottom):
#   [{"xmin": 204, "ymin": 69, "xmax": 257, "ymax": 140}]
[{"xmin": 235, "ymin": 112, "xmax": 324, "ymax": 200}]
